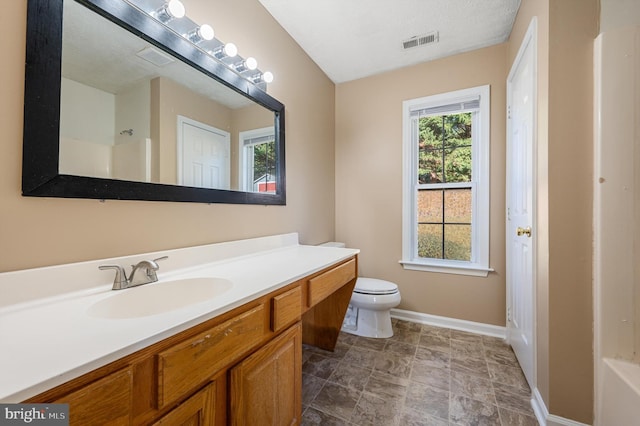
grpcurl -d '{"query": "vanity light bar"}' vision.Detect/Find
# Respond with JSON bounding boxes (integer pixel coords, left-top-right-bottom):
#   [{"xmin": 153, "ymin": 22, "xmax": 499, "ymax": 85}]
[{"xmin": 126, "ymin": 0, "xmax": 273, "ymax": 91}]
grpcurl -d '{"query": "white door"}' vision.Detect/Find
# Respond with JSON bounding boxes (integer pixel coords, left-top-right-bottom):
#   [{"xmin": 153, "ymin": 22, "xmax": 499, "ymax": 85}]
[
  {"xmin": 177, "ymin": 116, "xmax": 230, "ymax": 189},
  {"xmin": 506, "ymin": 18, "xmax": 537, "ymax": 388}
]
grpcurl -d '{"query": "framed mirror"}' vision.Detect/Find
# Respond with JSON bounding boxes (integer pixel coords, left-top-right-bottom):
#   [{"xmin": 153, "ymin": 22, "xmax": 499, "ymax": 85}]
[{"xmin": 22, "ymin": 0, "xmax": 286, "ymax": 204}]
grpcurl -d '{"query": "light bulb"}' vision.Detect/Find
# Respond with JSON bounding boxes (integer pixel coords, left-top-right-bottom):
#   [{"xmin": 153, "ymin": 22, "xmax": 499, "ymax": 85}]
[
  {"xmin": 245, "ymin": 57, "xmax": 258, "ymax": 71},
  {"xmin": 198, "ymin": 24, "xmax": 214, "ymax": 41},
  {"xmin": 233, "ymin": 57, "xmax": 259, "ymax": 73},
  {"xmin": 262, "ymin": 71, "xmax": 274, "ymax": 83},
  {"xmin": 153, "ymin": 0, "xmax": 185, "ymax": 23},
  {"xmin": 223, "ymin": 43, "xmax": 238, "ymax": 58},
  {"xmin": 185, "ymin": 24, "xmax": 214, "ymax": 43},
  {"xmin": 249, "ymin": 71, "xmax": 274, "ymax": 85},
  {"xmin": 166, "ymin": 0, "xmax": 185, "ymax": 19},
  {"xmin": 211, "ymin": 43, "xmax": 238, "ymax": 60}
]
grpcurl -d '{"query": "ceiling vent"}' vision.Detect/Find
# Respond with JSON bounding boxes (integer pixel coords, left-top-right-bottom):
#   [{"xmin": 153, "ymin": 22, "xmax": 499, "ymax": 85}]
[
  {"xmin": 136, "ymin": 46, "xmax": 175, "ymax": 67},
  {"xmin": 402, "ymin": 31, "xmax": 439, "ymax": 50}
]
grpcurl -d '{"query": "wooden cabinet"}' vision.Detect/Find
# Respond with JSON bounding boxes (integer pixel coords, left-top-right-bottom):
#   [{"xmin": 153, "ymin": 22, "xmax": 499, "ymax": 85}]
[
  {"xmin": 26, "ymin": 256, "xmax": 357, "ymax": 425},
  {"xmin": 152, "ymin": 383, "xmax": 215, "ymax": 426},
  {"xmin": 230, "ymin": 323, "xmax": 302, "ymax": 426},
  {"xmin": 52, "ymin": 367, "xmax": 132, "ymax": 426},
  {"xmin": 271, "ymin": 286, "xmax": 302, "ymax": 333},
  {"xmin": 306, "ymin": 258, "xmax": 356, "ymax": 307},
  {"xmin": 157, "ymin": 304, "xmax": 267, "ymax": 408},
  {"xmin": 302, "ymin": 258, "xmax": 357, "ymax": 351}
]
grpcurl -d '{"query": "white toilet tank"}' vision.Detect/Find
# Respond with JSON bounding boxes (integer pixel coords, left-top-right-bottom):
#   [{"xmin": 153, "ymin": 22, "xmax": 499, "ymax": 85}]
[{"xmin": 319, "ymin": 242, "xmax": 346, "ymax": 248}]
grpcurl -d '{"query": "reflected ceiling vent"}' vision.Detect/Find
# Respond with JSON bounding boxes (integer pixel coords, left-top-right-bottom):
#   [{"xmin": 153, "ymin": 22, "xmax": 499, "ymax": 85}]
[
  {"xmin": 136, "ymin": 46, "xmax": 175, "ymax": 67},
  {"xmin": 402, "ymin": 31, "xmax": 439, "ymax": 50}
]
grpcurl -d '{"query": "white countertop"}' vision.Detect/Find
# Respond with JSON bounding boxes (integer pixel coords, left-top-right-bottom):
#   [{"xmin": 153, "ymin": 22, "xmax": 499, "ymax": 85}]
[{"xmin": 0, "ymin": 234, "xmax": 358, "ymax": 402}]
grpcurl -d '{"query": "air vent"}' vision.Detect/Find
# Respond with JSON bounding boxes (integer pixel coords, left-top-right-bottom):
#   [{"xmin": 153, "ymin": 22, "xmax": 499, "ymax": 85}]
[
  {"xmin": 402, "ymin": 31, "xmax": 439, "ymax": 50},
  {"xmin": 136, "ymin": 46, "xmax": 175, "ymax": 67}
]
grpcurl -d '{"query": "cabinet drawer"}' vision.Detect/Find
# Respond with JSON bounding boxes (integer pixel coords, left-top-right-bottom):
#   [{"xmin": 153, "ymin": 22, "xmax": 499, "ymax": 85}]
[
  {"xmin": 271, "ymin": 286, "xmax": 301, "ymax": 332},
  {"xmin": 307, "ymin": 259, "xmax": 356, "ymax": 307},
  {"xmin": 54, "ymin": 367, "xmax": 132, "ymax": 426},
  {"xmin": 157, "ymin": 304, "xmax": 266, "ymax": 407}
]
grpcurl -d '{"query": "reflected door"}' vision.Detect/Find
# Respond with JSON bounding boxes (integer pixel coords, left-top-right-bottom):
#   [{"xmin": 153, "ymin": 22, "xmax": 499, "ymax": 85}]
[{"xmin": 178, "ymin": 117, "xmax": 230, "ymax": 189}]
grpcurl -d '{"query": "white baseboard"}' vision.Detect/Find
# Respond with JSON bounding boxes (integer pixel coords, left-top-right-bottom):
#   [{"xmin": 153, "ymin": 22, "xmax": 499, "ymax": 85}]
[
  {"xmin": 532, "ymin": 387, "xmax": 591, "ymax": 426},
  {"xmin": 547, "ymin": 415, "xmax": 591, "ymax": 426},
  {"xmin": 532, "ymin": 387, "xmax": 549, "ymax": 425},
  {"xmin": 390, "ymin": 308, "xmax": 506, "ymax": 339}
]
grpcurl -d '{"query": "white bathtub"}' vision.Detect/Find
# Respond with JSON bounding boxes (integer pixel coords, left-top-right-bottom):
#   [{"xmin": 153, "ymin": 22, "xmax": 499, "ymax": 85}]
[{"xmin": 597, "ymin": 358, "xmax": 640, "ymax": 426}]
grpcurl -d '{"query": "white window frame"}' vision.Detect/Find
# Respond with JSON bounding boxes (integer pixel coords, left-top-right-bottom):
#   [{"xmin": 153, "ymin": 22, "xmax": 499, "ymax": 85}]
[
  {"xmin": 238, "ymin": 126, "xmax": 276, "ymax": 192},
  {"xmin": 400, "ymin": 85, "xmax": 492, "ymax": 277}
]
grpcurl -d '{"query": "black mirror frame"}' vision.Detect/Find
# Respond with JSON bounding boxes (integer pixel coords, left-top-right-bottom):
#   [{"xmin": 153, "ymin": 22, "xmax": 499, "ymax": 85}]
[{"xmin": 22, "ymin": 0, "xmax": 286, "ymax": 205}]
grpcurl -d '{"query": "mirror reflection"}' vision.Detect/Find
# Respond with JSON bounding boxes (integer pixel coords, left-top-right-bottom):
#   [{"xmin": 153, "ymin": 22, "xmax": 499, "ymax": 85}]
[{"xmin": 60, "ymin": 0, "xmax": 277, "ymax": 193}]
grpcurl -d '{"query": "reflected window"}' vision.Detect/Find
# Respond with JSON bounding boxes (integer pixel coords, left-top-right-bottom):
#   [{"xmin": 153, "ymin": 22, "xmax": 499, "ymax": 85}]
[{"xmin": 239, "ymin": 127, "xmax": 276, "ymax": 193}]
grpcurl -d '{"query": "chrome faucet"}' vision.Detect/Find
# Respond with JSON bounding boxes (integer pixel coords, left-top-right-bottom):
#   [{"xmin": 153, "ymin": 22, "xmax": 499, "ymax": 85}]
[{"xmin": 99, "ymin": 256, "xmax": 168, "ymax": 290}]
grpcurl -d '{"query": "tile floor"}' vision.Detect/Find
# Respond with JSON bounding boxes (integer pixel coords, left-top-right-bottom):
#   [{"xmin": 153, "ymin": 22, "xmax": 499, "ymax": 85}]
[{"xmin": 301, "ymin": 319, "xmax": 538, "ymax": 426}]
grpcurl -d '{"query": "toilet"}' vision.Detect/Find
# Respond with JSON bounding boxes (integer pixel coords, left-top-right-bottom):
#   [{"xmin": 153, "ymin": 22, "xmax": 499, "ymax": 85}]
[
  {"xmin": 342, "ymin": 277, "xmax": 401, "ymax": 338},
  {"xmin": 319, "ymin": 242, "xmax": 401, "ymax": 338}
]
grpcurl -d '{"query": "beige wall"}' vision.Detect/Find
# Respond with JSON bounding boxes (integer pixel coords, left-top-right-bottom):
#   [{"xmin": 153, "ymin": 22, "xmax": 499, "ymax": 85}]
[
  {"xmin": 508, "ymin": 0, "xmax": 598, "ymax": 423},
  {"xmin": 335, "ymin": 44, "xmax": 508, "ymax": 326},
  {"xmin": 0, "ymin": 0, "xmax": 336, "ymax": 272},
  {"xmin": 600, "ymin": 0, "xmax": 640, "ymax": 32},
  {"xmin": 547, "ymin": 0, "xmax": 598, "ymax": 421}
]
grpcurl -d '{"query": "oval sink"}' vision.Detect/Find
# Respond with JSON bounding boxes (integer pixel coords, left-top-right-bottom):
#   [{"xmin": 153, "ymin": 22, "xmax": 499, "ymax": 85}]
[{"xmin": 88, "ymin": 277, "xmax": 233, "ymax": 319}]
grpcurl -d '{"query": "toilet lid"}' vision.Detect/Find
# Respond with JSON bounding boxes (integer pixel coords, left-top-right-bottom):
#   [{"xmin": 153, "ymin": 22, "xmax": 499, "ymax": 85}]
[{"xmin": 354, "ymin": 278, "xmax": 399, "ymax": 295}]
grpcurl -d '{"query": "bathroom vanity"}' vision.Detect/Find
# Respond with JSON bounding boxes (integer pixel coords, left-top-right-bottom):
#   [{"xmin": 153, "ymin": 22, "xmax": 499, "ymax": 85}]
[{"xmin": 0, "ymin": 234, "xmax": 358, "ymax": 425}]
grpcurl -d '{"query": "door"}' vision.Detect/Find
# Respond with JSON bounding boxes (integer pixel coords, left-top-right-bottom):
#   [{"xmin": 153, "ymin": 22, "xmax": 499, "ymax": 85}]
[
  {"xmin": 506, "ymin": 18, "xmax": 537, "ymax": 388},
  {"xmin": 177, "ymin": 116, "xmax": 230, "ymax": 189}
]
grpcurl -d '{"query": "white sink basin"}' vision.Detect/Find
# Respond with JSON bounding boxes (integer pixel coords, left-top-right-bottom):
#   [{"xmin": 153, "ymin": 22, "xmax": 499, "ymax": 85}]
[{"xmin": 87, "ymin": 277, "xmax": 233, "ymax": 319}]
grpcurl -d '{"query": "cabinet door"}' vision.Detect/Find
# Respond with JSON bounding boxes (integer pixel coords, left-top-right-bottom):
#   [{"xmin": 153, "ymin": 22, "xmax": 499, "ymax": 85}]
[
  {"xmin": 230, "ymin": 323, "xmax": 302, "ymax": 426},
  {"xmin": 152, "ymin": 383, "xmax": 215, "ymax": 426},
  {"xmin": 53, "ymin": 367, "xmax": 132, "ymax": 426}
]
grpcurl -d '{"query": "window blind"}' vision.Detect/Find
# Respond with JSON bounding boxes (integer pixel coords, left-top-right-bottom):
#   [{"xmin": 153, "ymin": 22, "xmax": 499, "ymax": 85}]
[
  {"xmin": 243, "ymin": 134, "xmax": 274, "ymax": 147},
  {"xmin": 410, "ymin": 98, "xmax": 480, "ymax": 118}
]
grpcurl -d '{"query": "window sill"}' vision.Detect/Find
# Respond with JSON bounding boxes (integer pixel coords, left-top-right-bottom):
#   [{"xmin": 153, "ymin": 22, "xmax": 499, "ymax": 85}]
[{"xmin": 399, "ymin": 259, "xmax": 493, "ymax": 277}]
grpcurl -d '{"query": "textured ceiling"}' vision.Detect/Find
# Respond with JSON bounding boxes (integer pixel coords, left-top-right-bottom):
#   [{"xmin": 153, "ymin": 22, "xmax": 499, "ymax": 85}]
[{"xmin": 258, "ymin": 0, "xmax": 521, "ymax": 83}]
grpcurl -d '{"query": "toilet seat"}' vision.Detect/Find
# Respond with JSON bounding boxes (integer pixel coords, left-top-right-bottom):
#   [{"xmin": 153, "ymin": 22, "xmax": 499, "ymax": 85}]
[{"xmin": 354, "ymin": 277, "xmax": 398, "ymax": 295}]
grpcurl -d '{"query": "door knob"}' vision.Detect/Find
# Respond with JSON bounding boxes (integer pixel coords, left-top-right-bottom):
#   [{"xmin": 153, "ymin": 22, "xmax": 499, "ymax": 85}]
[{"xmin": 516, "ymin": 226, "xmax": 532, "ymax": 237}]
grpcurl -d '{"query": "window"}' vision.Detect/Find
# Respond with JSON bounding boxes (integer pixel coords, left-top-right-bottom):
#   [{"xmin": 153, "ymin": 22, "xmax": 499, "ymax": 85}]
[
  {"xmin": 239, "ymin": 127, "xmax": 276, "ymax": 193},
  {"xmin": 401, "ymin": 85, "xmax": 492, "ymax": 276}
]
